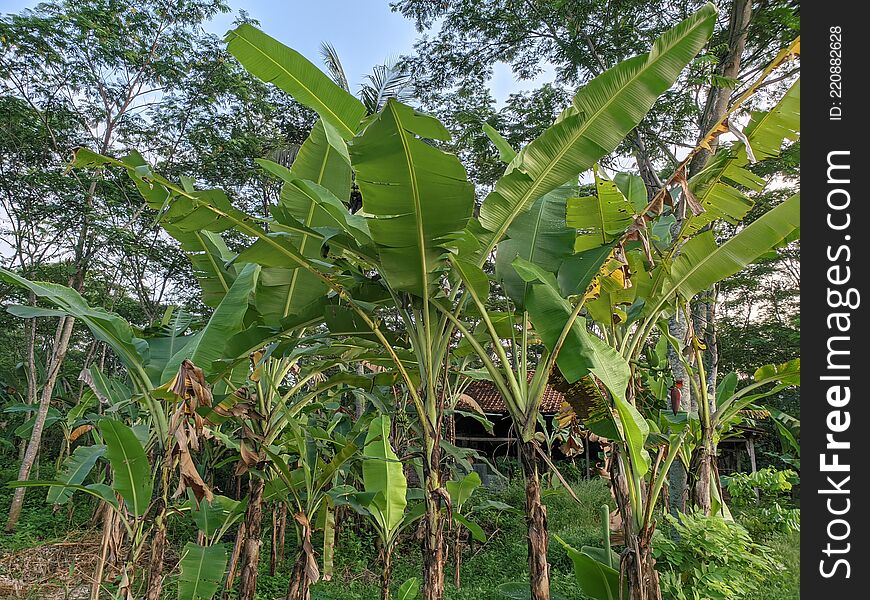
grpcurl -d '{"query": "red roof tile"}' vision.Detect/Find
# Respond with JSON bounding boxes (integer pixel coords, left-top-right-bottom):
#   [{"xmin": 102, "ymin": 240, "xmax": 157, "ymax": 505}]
[{"xmin": 459, "ymin": 371, "xmax": 565, "ymax": 414}]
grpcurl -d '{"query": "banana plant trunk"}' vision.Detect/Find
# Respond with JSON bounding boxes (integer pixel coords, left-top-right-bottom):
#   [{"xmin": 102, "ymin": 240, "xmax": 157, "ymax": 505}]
[
  {"xmin": 519, "ymin": 440, "xmax": 550, "ymax": 600},
  {"xmin": 237, "ymin": 477, "xmax": 266, "ymax": 600},
  {"xmin": 381, "ymin": 543, "xmax": 395, "ymax": 600},
  {"xmin": 626, "ymin": 531, "xmax": 662, "ymax": 600},
  {"xmin": 222, "ymin": 521, "xmax": 246, "ymax": 600},
  {"xmin": 690, "ymin": 426, "xmax": 716, "ymax": 515},
  {"xmin": 144, "ymin": 511, "xmax": 167, "ymax": 599},
  {"xmin": 611, "ymin": 447, "xmax": 662, "ymax": 600},
  {"xmin": 422, "ymin": 443, "xmax": 445, "ymax": 600},
  {"xmin": 286, "ymin": 552, "xmax": 313, "ymax": 600}
]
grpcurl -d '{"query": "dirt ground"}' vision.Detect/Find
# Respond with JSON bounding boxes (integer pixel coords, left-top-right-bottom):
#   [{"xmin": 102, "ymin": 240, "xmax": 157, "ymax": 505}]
[{"xmin": 0, "ymin": 534, "xmax": 101, "ymax": 599}]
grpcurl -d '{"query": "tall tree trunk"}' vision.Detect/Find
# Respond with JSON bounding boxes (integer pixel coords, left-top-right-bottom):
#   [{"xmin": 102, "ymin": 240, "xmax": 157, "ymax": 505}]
[
  {"xmin": 689, "ymin": 0, "xmax": 753, "ymax": 177},
  {"xmin": 20, "ymin": 296, "xmax": 38, "ymax": 462},
  {"xmin": 421, "ymin": 442, "xmax": 445, "ymax": 600},
  {"xmin": 237, "ymin": 477, "xmax": 266, "ymax": 600},
  {"xmin": 5, "ymin": 313, "xmax": 75, "ymax": 531},
  {"xmin": 519, "ymin": 440, "xmax": 550, "ymax": 600},
  {"xmin": 381, "ymin": 543, "xmax": 394, "ymax": 600}
]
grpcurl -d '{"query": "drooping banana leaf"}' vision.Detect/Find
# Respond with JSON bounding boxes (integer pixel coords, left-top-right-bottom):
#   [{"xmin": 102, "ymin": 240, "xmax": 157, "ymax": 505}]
[
  {"xmin": 350, "ymin": 99, "xmax": 474, "ymax": 297},
  {"xmin": 0, "ymin": 269, "xmax": 151, "ymax": 388},
  {"xmin": 47, "ymin": 444, "xmax": 106, "ymax": 505},
  {"xmin": 176, "ymin": 229, "xmax": 238, "ymax": 309},
  {"xmin": 73, "ymin": 150, "xmax": 241, "ymax": 308},
  {"xmin": 482, "ymin": 123, "xmax": 517, "ymax": 163},
  {"xmin": 473, "ymin": 4, "xmax": 717, "ymax": 261}
]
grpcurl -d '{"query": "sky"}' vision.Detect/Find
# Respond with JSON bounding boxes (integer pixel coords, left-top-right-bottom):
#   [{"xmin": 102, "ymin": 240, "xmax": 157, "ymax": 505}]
[{"xmin": 0, "ymin": 0, "xmax": 552, "ymax": 106}]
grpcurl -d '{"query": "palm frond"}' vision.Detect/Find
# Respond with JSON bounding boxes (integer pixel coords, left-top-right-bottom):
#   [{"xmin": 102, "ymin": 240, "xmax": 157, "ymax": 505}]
[
  {"xmin": 359, "ymin": 61, "xmax": 413, "ymax": 114},
  {"xmin": 319, "ymin": 41, "xmax": 350, "ymax": 92}
]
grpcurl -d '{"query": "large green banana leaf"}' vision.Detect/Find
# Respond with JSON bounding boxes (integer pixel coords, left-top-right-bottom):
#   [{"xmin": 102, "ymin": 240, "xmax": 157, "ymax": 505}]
[
  {"xmin": 177, "ymin": 542, "xmax": 227, "ymax": 600},
  {"xmin": 98, "ymin": 419, "xmax": 153, "ymax": 517},
  {"xmin": 473, "ymin": 4, "xmax": 716, "ymax": 260},
  {"xmin": 176, "ymin": 230, "xmax": 237, "ymax": 309},
  {"xmin": 145, "ymin": 309, "xmax": 194, "ymax": 384},
  {"xmin": 47, "ymin": 444, "xmax": 106, "ymax": 505},
  {"xmin": 73, "ymin": 150, "xmax": 332, "ymax": 357},
  {"xmin": 362, "ymin": 415, "xmax": 407, "ymax": 539},
  {"xmin": 225, "ymin": 24, "xmax": 366, "ymax": 139},
  {"xmin": 659, "ymin": 192, "xmax": 800, "ymax": 307},
  {"xmin": 161, "ymin": 264, "xmax": 259, "ymax": 382},
  {"xmin": 350, "ymin": 99, "xmax": 474, "ymax": 297},
  {"xmin": 0, "ymin": 269, "xmax": 151, "ymax": 385},
  {"xmin": 72, "ymin": 148, "xmax": 242, "ymax": 307},
  {"xmin": 495, "ymin": 185, "xmax": 575, "ymax": 309},
  {"xmin": 251, "ymin": 120, "xmax": 354, "ymax": 326}
]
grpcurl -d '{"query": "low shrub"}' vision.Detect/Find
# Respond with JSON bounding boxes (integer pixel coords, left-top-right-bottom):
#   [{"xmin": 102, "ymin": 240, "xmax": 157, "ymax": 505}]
[
  {"xmin": 723, "ymin": 467, "xmax": 800, "ymax": 535},
  {"xmin": 653, "ymin": 511, "xmax": 783, "ymax": 600}
]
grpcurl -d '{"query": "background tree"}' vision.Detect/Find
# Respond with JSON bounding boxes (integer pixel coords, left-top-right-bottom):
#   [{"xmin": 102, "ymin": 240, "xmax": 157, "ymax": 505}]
[{"xmin": 0, "ymin": 0, "xmax": 318, "ymax": 530}]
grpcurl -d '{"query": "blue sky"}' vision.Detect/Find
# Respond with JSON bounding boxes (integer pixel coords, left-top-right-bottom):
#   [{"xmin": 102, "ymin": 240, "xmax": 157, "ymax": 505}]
[{"xmin": 0, "ymin": 0, "xmax": 552, "ymax": 106}]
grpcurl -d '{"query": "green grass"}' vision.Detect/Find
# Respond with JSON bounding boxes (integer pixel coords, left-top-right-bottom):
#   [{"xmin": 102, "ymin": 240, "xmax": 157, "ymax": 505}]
[
  {"xmin": 0, "ymin": 462, "xmax": 96, "ymax": 553},
  {"xmin": 747, "ymin": 530, "xmax": 800, "ymax": 600}
]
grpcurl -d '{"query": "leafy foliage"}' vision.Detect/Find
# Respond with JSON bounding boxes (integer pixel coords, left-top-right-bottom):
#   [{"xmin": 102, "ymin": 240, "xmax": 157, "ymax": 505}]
[{"xmin": 654, "ymin": 512, "xmax": 783, "ymax": 600}]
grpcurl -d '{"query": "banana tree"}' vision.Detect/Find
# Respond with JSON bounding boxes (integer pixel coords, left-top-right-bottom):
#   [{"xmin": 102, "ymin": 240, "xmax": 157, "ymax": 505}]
[
  {"xmin": 516, "ymin": 68, "xmax": 800, "ymax": 600},
  {"xmin": 428, "ymin": 7, "xmax": 718, "ymax": 598},
  {"xmin": 691, "ymin": 359, "xmax": 800, "ymax": 514},
  {"xmin": 328, "ymin": 414, "xmax": 419, "ymax": 600},
  {"xmin": 263, "ymin": 407, "xmax": 363, "ymax": 600}
]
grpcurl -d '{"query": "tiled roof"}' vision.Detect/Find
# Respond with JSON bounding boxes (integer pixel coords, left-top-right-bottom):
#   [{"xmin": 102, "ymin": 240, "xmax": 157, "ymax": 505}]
[{"xmin": 459, "ymin": 372, "xmax": 565, "ymax": 414}]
